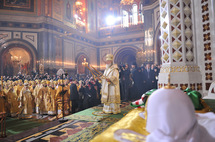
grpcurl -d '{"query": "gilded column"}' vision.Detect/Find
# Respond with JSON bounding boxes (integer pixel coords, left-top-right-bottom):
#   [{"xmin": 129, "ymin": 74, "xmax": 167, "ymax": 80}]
[{"xmin": 158, "ymin": 0, "xmax": 203, "ymax": 93}]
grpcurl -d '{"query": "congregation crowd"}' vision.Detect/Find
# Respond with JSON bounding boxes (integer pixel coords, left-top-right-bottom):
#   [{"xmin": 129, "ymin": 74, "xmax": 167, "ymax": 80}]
[
  {"xmin": 119, "ymin": 63, "xmax": 160, "ymax": 101},
  {"xmin": 0, "ymin": 63, "xmax": 160, "ymax": 119}
]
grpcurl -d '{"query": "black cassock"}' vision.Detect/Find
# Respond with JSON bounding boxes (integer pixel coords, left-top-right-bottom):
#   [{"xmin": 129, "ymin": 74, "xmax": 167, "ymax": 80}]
[{"xmin": 70, "ymin": 83, "xmax": 79, "ymax": 113}]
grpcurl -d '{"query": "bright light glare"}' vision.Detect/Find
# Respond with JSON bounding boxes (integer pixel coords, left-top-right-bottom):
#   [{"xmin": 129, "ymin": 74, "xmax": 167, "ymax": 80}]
[
  {"xmin": 117, "ymin": 17, "xmax": 121, "ymax": 20},
  {"xmin": 74, "ymin": 14, "xmax": 78, "ymax": 18},
  {"xmin": 106, "ymin": 16, "xmax": 116, "ymax": 26}
]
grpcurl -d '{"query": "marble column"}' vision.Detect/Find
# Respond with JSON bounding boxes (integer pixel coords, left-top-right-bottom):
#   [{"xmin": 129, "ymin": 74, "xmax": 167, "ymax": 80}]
[
  {"xmin": 158, "ymin": 0, "xmax": 203, "ymax": 93},
  {"xmin": 193, "ymin": 0, "xmax": 214, "ymax": 96}
]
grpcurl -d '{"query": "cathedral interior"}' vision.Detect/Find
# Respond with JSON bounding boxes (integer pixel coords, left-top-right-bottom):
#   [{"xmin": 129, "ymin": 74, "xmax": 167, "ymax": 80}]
[
  {"xmin": 0, "ymin": 0, "xmax": 159, "ymax": 77},
  {"xmin": 0, "ymin": 0, "xmax": 215, "ymax": 141}
]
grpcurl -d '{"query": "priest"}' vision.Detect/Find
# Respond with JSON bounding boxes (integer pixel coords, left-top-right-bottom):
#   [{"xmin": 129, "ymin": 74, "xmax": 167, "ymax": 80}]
[
  {"xmin": 101, "ymin": 54, "xmax": 121, "ymax": 114},
  {"xmin": 19, "ymin": 83, "xmax": 33, "ymax": 118}
]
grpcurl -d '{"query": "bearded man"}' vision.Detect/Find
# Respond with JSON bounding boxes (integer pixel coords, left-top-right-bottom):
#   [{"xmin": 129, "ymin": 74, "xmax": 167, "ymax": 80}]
[{"xmin": 101, "ymin": 54, "xmax": 121, "ymax": 114}]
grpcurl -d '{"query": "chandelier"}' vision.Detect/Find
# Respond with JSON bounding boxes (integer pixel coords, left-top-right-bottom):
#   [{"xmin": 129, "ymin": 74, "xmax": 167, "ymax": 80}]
[
  {"xmin": 82, "ymin": 58, "xmax": 88, "ymax": 66},
  {"xmin": 75, "ymin": 1, "xmax": 83, "ymax": 10},
  {"xmin": 120, "ymin": 0, "xmax": 134, "ymax": 5},
  {"xmin": 120, "ymin": 0, "xmax": 134, "ymax": 11},
  {"xmin": 11, "ymin": 56, "xmax": 21, "ymax": 63}
]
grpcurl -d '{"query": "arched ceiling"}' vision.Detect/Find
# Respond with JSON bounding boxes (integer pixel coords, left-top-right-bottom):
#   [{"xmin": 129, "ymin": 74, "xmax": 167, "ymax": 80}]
[{"xmin": 114, "ymin": 47, "xmax": 137, "ymax": 65}]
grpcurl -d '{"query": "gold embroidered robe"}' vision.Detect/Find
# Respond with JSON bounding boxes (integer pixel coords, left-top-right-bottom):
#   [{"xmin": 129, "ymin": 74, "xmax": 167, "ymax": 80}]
[
  {"xmin": 0, "ymin": 91, "xmax": 6, "ymax": 113},
  {"xmin": 37, "ymin": 87, "xmax": 49, "ymax": 113},
  {"xmin": 19, "ymin": 88, "xmax": 33, "ymax": 115},
  {"xmin": 6, "ymin": 87, "xmax": 19, "ymax": 115},
  {"xmin": 47, "ymin": 87, "xmax": 57, "ymax": 113},
  {"xmin": 56, "ymin": 85, "xmax": 70, "ymax": 116},
  {"xmin": 101, "ymin": 64, "xmax": 121, "ymax": 114}
]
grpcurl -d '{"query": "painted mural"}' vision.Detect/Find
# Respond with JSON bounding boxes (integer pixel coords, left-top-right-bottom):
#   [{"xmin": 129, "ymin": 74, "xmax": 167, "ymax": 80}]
[
  {"xmin": 63, "ymin": 0, "xmax": 75, "ymax": 25},
  {"xmin": 77, "ymin": 54, "xmax": 87, "ymax": 75},
  {"xmin": 0, "ymin": 0, "xmax": 34, "ymax": 12},
  {"xmin": 53, "ymin": 0, "xmax": 63, "ymax": 21}
]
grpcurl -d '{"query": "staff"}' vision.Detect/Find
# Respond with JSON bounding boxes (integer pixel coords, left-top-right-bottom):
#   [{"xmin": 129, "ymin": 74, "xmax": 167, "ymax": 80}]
[
  {"xmin": 1, "ymin": 76, "xmax": 3, "ymax": 93},
  {"xmin": 82, "ymin": 58, "xmax": 111, "ymax": 84}
]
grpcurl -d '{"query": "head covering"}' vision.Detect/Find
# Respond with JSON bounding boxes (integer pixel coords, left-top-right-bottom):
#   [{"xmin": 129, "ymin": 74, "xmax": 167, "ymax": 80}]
[
  {"xmin": 24, "ymin": 82, "xmax": 29, "ymax": 86},
  {"xmin": 46, "ymin": 80, "xmax": 50, "ymax": 85},
  {"xmin": 54, "ymin": 81, "xmax": 58, "ymax": 86},
  {"xmin": 49, "ymin": 80, "xmax": 54, "ymax": 86},
  {"xmin": 18, "ymin": 79, "xmax": 23, "ymax": 84},
  {"xmin": 146, "ymin": 88, "xmax": 215, "ymax": 142},
  {"xmin": 41, "ymin": 80, "xmax": 47, "ymax": 85},
  {"xmin": 106, "ymin": 54, "xmax": 113, "ymax": 61},
  {"xmin": 31, "ymin": 81, "xmax": 36, "ymax": 85}
]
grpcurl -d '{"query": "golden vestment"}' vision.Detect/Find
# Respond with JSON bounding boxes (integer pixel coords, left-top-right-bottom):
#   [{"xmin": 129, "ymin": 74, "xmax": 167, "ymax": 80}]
[
  {"xmin": 37, "ymin": 86, "xmax": 49, "ymax": 113},
  {"xmin": 101, "ymin": 64, "xmax": 121, "ymax": 114},
  {"xmin": 19, "ymin": 88, "xmax": 33, "ymax": 115},
  {"xmin": 56, "ymin": 85, "xmax": 70, "ymax": 116},
  {"xmin": 47, "ymin": 87, "xmax": 57, "ymax": 114},
  {"xmin": 6, "ymin": 88, "xmax": 19, "ymax": 115},
  {"xmin": 0, "ymin": 91, "xmax": 6, "ymax": 113},
  {"xmin": 34, "ymin": 84, "xmax": 43, "ymax": 111},
  {"xmin": 30, "ymin": 86, "xmax": 36, "ymax": 110},
  {"xmin": 16, "ymin": 85, "xmax": 24, "ymax": 98},
  {"xmin": 3, "ymin": 88, "xmax": 10, "ymax": 113}
]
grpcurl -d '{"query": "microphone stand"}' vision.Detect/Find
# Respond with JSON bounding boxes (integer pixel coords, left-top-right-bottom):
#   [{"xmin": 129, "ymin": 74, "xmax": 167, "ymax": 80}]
[{"xmin": 58, "ymin": 73, "xmax": 68, "ymax": 122}]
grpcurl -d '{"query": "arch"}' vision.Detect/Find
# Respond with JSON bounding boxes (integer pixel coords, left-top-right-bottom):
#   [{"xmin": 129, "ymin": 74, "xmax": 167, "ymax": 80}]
[
  {"xmin": 153, "ymin": 22, "xmax": 162, "ymax": 65},
  {"xmin": 0, "ymin": 40, "xmax": 38, "ymax": 76},
  {"xmin": 75, "ymin": 52, "xmax": 90, "ymax": 75},
  {"xmin": 114, "ymin": 46, "xmax": 139, "ymax": 67}
]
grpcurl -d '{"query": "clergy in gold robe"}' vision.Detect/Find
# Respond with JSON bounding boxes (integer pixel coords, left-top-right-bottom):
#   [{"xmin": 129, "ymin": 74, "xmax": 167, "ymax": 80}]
[
  {"xmin": 47, "ymin": 81, "xmax": 56, "ymax": 115},
  {"xmin": 101, "ymin": 54, "xmax": 121, "ymax": 114},
  {"xmin": 34, "ymin": 80, "xmax": 43, "ymax": 114},
  {"xmin": 3, "ymin": 82, "xmax": 11, "ymax": 114},
  {"xmin": 64, "ymin": 79, "xmax": 71, "ymax": 94},
  {"xmin": 37, "ymin": 80, "xmax": 49, "ymax": 114},
  {"xmin": 6, "ymin": 84, "xmax": 19, "ymax": 117},
  {"xmin": 56, "ymin": 80, "xmax": 70, "ymax": 118},
  {"xmin": 16, "ymin": 80, "xmax": 24, "ymax": 98},
  {"xmin": 0, "ymin": 82, "xmax": 6, "ymax": 113},
  {"xmin": 30, "ymin": 81, "xmax": 36, "ymax": 113},
  {"xmin": 19, "ymin": 83, "xmax": 33, "ymax": 117}
]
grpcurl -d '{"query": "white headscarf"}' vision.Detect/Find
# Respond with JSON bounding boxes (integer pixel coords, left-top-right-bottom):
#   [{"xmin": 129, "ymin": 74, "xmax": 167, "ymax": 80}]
[{"xmin": 146, "ymin": 88, "xmax": 215, "ymax": 142}]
